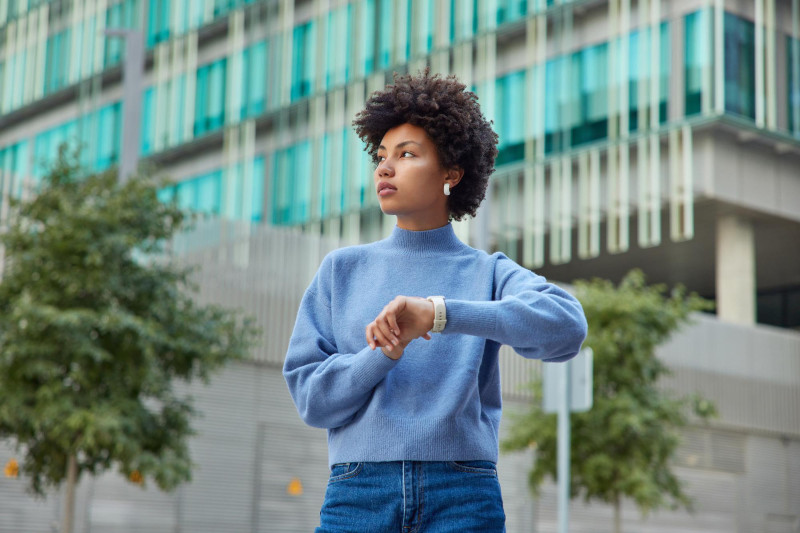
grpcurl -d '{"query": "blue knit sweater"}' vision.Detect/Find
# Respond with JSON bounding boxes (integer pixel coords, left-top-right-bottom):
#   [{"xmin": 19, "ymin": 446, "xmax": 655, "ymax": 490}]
[{"xmin": 283, "ymin": 223, "xmax": 587, "ymax": 467}]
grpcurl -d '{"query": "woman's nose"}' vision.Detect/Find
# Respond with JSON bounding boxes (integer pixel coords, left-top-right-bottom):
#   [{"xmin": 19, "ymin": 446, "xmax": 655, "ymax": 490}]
[{"xmin": 377, "ymin": 160, "xmax": 394, "ymax": 176}]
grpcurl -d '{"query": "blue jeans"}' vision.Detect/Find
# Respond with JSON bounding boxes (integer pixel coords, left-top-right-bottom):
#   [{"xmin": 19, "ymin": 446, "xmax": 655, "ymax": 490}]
[{"xmin": 316, "ymin": 460, "xmax": 506, "ymax": 532}]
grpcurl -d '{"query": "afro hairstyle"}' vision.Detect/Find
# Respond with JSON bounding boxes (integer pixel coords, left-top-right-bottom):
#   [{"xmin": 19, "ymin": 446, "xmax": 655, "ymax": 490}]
[{"xmin": 352, "ymin": 68, "xmax": 499, "ymax": 221}]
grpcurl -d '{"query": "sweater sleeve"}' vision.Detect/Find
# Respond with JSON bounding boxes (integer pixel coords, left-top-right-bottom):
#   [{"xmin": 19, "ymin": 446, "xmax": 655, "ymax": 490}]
[
  {"xmin": 443, "ymin": 253, "xmax": 587, "ymax": 362},
  {"xmin": 283, "ymin": 271, "xmax": 398, "ymax": 429}
]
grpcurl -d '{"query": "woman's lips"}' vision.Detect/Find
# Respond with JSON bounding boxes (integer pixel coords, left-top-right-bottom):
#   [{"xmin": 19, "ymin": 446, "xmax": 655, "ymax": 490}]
[{"xmin": 377, "ymin": 182, "xmax": 397, "ymax": 196}]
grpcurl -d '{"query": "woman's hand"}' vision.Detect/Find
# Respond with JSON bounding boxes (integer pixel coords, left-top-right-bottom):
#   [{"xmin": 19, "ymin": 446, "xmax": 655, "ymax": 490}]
[{"xmin": 365, "ymin": 296, "xmax": 435, "ymax": 359}]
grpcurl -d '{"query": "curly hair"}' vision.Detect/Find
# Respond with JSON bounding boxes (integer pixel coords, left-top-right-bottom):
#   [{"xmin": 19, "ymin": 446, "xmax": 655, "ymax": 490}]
[{"xmin": 352, "ymin": 68, "xmax": 498, "ymax": 221}]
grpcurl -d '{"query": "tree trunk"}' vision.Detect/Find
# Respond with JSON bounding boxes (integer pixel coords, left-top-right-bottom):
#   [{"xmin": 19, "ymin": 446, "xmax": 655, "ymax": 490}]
[
  {"xmin": 613, "ymin": 496, "xmax": 622, "ymax": 533},
  {"xmin": 61, "ymin": 454, "xmax": 77, "ymax": 533}
]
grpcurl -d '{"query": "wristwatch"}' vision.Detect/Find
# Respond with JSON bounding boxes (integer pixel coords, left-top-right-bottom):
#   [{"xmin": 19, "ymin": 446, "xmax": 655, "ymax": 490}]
[{"xmin": 426, "ymin": 296, "xmax": 447, "ymax": 333}]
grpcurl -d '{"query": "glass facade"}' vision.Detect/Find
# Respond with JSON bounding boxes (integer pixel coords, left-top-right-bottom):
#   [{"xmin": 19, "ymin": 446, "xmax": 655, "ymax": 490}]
[
  {"xmin": 160, "ymin": 157, "xmax": 265, "ymax": 222},
  {"xmin": 684, "ymin": 9, "xmax": 710, "ymax": 117},
  {"xmin": 724, "ymin": 12, "xmax": 756, "ymax": 119},
  {"xmin": 1, "ymin": 1, "xmax": 798, "ymax": 229},
  {"xmin": 0, "ymin": 140, "xmax": 29, "ymax": 197},
  {"xmin": 789, "ymin": 35, "xmax": 800, "ymax": 135},
  {"xmin": 241, "ymin": 41, "xmax": 268, "ymax": 119},
  {"xmin": 195, "ymin": 59, "xmax": 227, "ymax": 137},
  {"xmin": 272, "ymin": 140, "xmax": 312, "ymax": 226},
  {"xmin": 291, "ymin": 21, "xmax": 316, "ymax": 101},
  {"xmin": 32, "ymin": 102, "xmax": 121, "ymax": 176}
]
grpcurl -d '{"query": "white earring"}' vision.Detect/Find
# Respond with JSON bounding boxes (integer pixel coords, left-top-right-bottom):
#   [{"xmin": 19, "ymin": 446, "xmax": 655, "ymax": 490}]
[{"xmin": 443, "ymin": 183, "xmax": 451, "ymax": 196}]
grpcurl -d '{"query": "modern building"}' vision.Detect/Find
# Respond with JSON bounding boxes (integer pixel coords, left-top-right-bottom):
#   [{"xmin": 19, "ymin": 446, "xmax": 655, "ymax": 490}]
[{"xmin": 1, "ymin": 0, "xmax": 799, "ymax": 532}]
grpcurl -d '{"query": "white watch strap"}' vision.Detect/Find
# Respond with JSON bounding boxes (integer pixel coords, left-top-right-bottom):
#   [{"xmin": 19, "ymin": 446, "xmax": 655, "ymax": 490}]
[{"xmin": 426, "ymin": 296, "xmax": 446, "ymax": 333}]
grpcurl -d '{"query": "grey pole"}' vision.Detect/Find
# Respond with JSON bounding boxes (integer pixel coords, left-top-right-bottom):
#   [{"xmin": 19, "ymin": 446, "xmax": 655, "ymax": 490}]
[
  {"xmin": 104, "ymin": 29, "xmax": 144, "ymax": 184},
  {"xmin": 557, "ymin": 360, "xmax": 571, "ymax": 533}
]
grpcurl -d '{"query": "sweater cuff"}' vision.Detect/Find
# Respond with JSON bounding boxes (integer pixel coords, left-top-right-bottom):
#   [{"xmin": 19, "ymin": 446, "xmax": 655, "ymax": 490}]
[
  {"xmin": 442, "ymin": 299, "xmax": 497, "ymax": 338},
  {"xmin": 351, "ymin": 344, "xmax": 400, "ymax": 386}
]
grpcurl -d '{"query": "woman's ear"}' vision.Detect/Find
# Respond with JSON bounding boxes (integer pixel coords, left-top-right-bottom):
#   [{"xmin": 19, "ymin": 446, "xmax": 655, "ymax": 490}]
[{"xmin": 446, "ymin": 166, "xmax": 464, "ymax": 189}]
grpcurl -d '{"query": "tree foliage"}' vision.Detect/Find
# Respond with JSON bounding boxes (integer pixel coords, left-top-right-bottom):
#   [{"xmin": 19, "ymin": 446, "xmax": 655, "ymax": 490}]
[
  {"xmin": 0, "ymin": 149, "xmax": 258, "ymax": 496},
  {"xmin": 502, "ymin": 269, "xmax": 716, "ymax": 523}
]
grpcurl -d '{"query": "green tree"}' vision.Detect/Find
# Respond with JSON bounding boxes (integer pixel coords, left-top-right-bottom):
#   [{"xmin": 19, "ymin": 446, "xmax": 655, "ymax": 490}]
[
  {"xmin": 0, "ymin": 149, "xmax": 257, "ymax": 533},
  {"xmin": 502, "ymin": 269, "xmax": 716, "ymax": 533}
]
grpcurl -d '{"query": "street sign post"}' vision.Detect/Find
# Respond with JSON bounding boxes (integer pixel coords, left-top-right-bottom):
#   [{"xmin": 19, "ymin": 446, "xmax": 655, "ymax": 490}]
[{"xmin": 542, "ymin": 347, "xmax": 593, "ymax": 533}]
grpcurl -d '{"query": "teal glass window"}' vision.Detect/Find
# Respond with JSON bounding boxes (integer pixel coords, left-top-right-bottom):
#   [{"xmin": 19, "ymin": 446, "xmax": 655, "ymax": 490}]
[
  {"xmin": 320, "ymin": 133, "xmax": 331, "ymax": 218},
  {"xmin": 497, "ymin": 0, "xmax": 527, "ymax": 26},
  {"xmin": 544, "ymin": 55, "xmax": 572, "ymax": 153},
  {"xmin": 419, "ymin": 0, "xmax": 435, "ymax": 55},
  {"xmin": 317, "ymin": 131, "xmax": 347, "ymax": 218},
  {"xmin": 292, "ymin": 140, "xmax": 312, "ymax": 224},
  {"xmin": 541, "ymin": 23, "xmax": 669, "ymax": 155},
  {"xmin": 685, "ymin": 9, "xmax": 711, "ymax": 116},
  {"xmin": 170, "ymin": 75, "xmax": 188, "ymax": 146},
  {"xmin": 495, "ymin": 70, "xmax": 526, "ymax": 166},
  {"xmin": 141, "ymin": 87, "xmax": 155, "ymax": 155},
  {"xmin": 377, "ymin": 0, "xmax": 394, "ymax": 69},
  {"xmin": 789, "ymin": 35, "xmax": 800, "ymax": 135},
  {"xmin": 271, "ymin": 141, "xmax": 311, "ymax": 225},
  {"xmin": 227, "ymin": 158, "xmax": 265, "ymax": 221},
  {"xmin": 628, "ymin": 23, "xmax": 670, "ymax": 131},
  {"xmin": 194, "ymin": 58, "xmax": 227, "ymax": 137},
  {"xmin": 147, "ymin": 0, "xmax": 171, "ymax": 48},
  {"xmin": 214, "ymin": 0, "xmax": 238, "ymax": 16},
  {"xmin": 576, "ymin": 42, "xmax": 609, "ymax": 145},
  {"xmin": 190, "ymin": 170, "xmax": 222, "ymax": 215},
  {"xmin": 159, "ymin": 170, "xmax": 221, "ymax": 216},
  {"xmin": 195, "ymin": 171, "xmax": 222, "ymax": 216},
  {"xmin": 3, "ymin": 49, "xmax": 28, "ymax": 111},
  {"xmin": 362, "ymin": 0, "xmax": 376, "ymax": 75},
  {"xmin": 0, "ymin": 140, "xmax": 31, "ymax": 196},
  {"xmin": 450, "ymin": 0, "xmax": 479, "ymax": 43},
  {"xmin": 187, "ymin": 0, "xmax": 206, "ymax": 30},
  {"xmin": 157, "ymin": 186, "xmax": 175, "ymax": 204},
  {"xmin": 325, "ymin": 4, "xmax": 352, "ymax": 88},
  {"xmin": 214, "ymin": 0, "xmax": 257, "ymax": 17},
  {"xmin": 32, "ymin": 103, "xmax": 121, "ymax": 177},
  {"xmin": 375, "ymin": 0, "xmax": 411, "ymax": 67},
  {"xmin": 95, "ymin": 102, "xmax": 122, "ymax": 171},
  {"xmin": 340, "ymin": 128, "xmax": 360, "ymax": 211},
  {"xmin": 104, "ymin": 0, "xmax": 139, "ymax": 67},
  {"xmin": 241, "ymin": 41, "xmax": 267, "ymax": 119},
  {"xmin": 271, "ymin": 148, "xmax": 290, "ymax": 224},
  {"xmin": 250, "ymin": 156, "xmax": 265, "ymax": 222},
  {"xmin": 724, "ymin": 13, "xmax": 755, "ymax": 120},
  {"xmin": 34, "ymin": 119, "xmax": 79, "ymax": 177},
  {"xmin": 291, "ymin": 21, "xmax": 316, "ymax": 101},
  {"xmin": 44, "ymin": 29, "xmax": 71, "ymax": 95}
]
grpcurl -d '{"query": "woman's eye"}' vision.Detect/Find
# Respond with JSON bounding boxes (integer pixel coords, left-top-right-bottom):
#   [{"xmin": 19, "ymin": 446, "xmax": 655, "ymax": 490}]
[{"xmin": 402, "ymin": 151, "xmax": 414, "ymax": 157}]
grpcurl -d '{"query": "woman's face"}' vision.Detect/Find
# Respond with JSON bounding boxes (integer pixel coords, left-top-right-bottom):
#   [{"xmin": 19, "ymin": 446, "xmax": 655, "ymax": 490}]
[{"xmin": 374, "ymin": 123, "xmax": 461, "ymax": 230}]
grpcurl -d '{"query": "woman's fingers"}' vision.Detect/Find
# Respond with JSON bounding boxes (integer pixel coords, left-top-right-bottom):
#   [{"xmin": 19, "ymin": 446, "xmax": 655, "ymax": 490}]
[
  {"xmin": 365, "ymin": 323, "xmax": 376, "ymax": 350},
  {"xmin": 366, "ymin": 296, "xmax": 431, "ymax": 352},
  {"xmin": 366, "ymin": 319, "xmax": 396, "ymax": 351},
  {"xmin": 374, "ymin": 317, "xmax": 399, "ymax": 350},
  {"xmin": 387, "ymin": 311, "xmax": 401, "ymax": 338}
]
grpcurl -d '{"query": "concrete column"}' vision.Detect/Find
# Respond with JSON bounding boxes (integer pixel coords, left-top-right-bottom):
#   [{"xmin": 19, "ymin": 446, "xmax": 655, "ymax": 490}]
[{"xmin": 716, "ymin": 214, "xmax": 756, "ymax": 324}]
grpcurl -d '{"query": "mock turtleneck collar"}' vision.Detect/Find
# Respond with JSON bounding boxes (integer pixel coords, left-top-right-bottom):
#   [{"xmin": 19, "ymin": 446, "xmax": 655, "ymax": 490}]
[{"xmin": 385, "ymin": 223, "xmax": 465, "ymax": 253}]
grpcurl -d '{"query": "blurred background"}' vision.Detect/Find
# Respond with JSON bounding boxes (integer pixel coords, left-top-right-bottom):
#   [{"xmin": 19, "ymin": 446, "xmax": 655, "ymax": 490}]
[{"xmin": 0, "ymin": 0, "xmax": 799, "ymax": 531}]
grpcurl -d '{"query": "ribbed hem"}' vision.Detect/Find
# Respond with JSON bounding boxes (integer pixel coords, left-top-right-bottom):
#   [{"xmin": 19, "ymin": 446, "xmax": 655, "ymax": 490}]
[
  {"xmin": 442, "ymin": 299, "xmax": 497, "ymax": 339},
  {"xmin": 327, "ymin": 415, "xmax": 499, "ymax": 468},
  {"xmin": 384, "ymin": 223, "xmax": 466, "ymax": 255}
]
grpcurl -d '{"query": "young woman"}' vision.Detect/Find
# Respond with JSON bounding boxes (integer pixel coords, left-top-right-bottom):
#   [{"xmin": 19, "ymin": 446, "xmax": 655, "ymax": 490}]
[{"xmin": 283, "ymin": 69, "xmax": 587, "ymax": 532}]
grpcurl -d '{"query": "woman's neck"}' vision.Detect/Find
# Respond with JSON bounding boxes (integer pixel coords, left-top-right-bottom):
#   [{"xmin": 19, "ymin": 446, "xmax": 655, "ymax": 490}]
[{"xmin": 395, "ymin": 213, "xmax": 450, "ymax": 231}]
